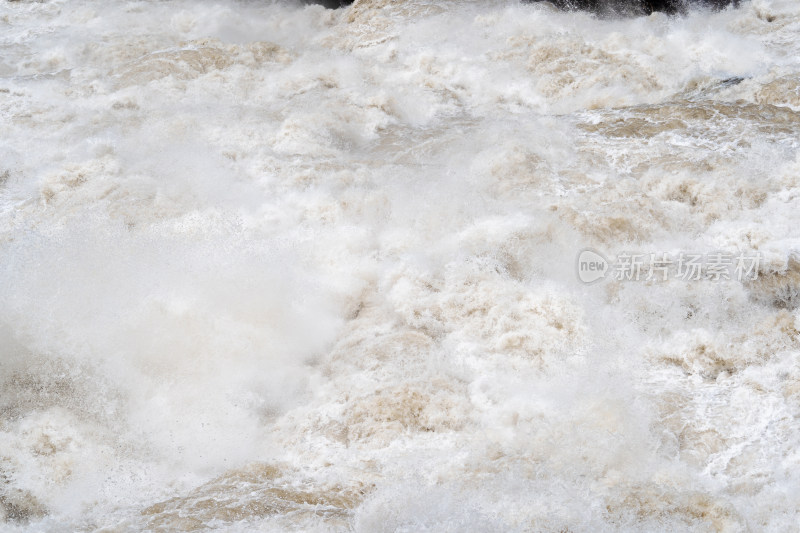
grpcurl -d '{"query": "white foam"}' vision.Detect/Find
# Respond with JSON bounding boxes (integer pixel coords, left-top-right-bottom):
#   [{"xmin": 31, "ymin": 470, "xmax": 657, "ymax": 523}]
[{"xmin": 2, "ymin": 0, "xmax": 800, "ymax": 530}]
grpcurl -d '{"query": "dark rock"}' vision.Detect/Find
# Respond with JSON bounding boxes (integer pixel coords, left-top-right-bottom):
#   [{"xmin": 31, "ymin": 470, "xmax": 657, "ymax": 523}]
[
  {"xmin": 719, "ymin": 76, "xmax": 746, "ymax": 88},
  {"xmin": 527, "ymin": 0, "xmax": 740, "ymax": 15},
  {"xmin": 303, "ymin": 0, "xmax": 353, "ymax": 8},
  {"xmin": 304, "ymin": 0, "xmax": 741, "ymax": 14}
]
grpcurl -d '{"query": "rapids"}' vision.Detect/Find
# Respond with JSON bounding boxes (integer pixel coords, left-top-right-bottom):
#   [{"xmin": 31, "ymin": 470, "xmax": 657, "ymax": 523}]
[{"xmin": 1, "ymin": 0, "xmax": 800, "ymax": 531}]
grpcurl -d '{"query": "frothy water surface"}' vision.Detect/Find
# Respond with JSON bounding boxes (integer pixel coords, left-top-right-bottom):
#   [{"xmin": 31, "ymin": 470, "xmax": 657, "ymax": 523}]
[{"xmin": 1, "ymin": 0, "xmax": 800, "ymax": 530}]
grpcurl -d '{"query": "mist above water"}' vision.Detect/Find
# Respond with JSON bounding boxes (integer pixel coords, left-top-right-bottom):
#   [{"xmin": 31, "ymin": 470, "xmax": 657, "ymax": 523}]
[{"xmin": 1, "ymin": 0, "xmax": 800, "ymax": 530}]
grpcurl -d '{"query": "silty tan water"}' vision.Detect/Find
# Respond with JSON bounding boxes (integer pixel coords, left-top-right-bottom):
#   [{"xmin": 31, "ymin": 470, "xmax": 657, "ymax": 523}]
[{"xmin": 1, "ymin": 0, "xmax": 800, "ymax": 531}]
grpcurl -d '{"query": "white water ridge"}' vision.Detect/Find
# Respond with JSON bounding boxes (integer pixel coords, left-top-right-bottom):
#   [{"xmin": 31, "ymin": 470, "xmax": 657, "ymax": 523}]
[{"xmin": 1, "ymin": 0, "xmax": 800, "ymax": 531}]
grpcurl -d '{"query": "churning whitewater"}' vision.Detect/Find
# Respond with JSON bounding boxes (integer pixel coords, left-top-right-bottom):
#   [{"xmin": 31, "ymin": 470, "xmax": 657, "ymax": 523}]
[{"xmin": 1, "ymin": 0, "xmax": 800, "ymax": 530}]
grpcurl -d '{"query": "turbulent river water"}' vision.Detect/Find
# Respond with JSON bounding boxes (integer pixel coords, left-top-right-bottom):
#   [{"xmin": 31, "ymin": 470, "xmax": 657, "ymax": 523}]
[{"xmin": 1, "ymin": 0, "xmax": 800, "ymax": 531}]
